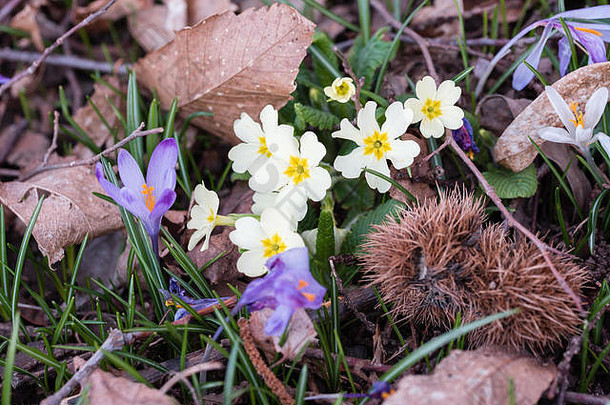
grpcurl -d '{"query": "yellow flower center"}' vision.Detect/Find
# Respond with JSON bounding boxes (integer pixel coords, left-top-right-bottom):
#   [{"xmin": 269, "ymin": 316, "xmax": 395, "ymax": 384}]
[
  {"xmin": 574, "ymin": 26, "xmax": 602, "ymax": 36},
  {"xmin": 363, "ymin": 130, "xmax": 392, "ymax": 161},
  {"xmin": 284, "ymin": 156, "xmax": 311, "ymax": 185},
  {"xmin": 257, "ymin": 136, "xmax": 272, "ymax": 158},
  {"xmin": 261, "ymin": 233, "xmax": 287, "ymax": 258},
  {"xmin": 297, "ymin": 279, "xmax": 315, "ymax": 302},
  {"xmin": 206, "ymin": 208, "xmax": 215, "ymax": 224},
  {"xmin": 422, "ymin": 98, "xmax": 442, "ymax": 120},
  {"xmin": 335, "ymin": 82, "xmax": 350, "ymax": 96},
  {"xmin": 569, "ymin": 102, "xmax": 585, "ymax": 128},
  {"xmin": 141, "ymin": 184, "xmax": 155, "ymax": 212}
]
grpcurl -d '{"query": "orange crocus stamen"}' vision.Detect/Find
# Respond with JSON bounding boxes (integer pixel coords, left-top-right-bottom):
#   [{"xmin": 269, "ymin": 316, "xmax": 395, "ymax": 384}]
[
  {"xmin": 297, "ymin": 279, "xmax": 309, "ymax": 290},
  {"xmin": 569, "ymin": 102, "xmax": 584, "ymax": 128},
  {"xmin": 141, "ymin": 184, "xmax": 155, "ymax": 212},
  {"xmin": 297, "ymin": 279, "xmax": 315, "ymax": 302},
  {"xmin": 574, "ymin": 26, "xmax": 602, "ymax": 36}
]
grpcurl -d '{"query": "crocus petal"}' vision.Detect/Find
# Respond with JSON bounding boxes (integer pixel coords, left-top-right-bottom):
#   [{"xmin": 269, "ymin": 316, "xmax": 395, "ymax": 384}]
[
  {"xmin": 147, "ymin": 138, "xmax": 178, "ymax": 193},
  {"xmin": 555, "ymin": 5, "xmax": 610, "ymax": 20},
  {"xmin": 95, "ymin": 163, "xmax": 123, "ymax": 205},
  {"xmin": 117, "ymin": 149, "xmax": 145, "ymax": 191},
  {"xmin": 404, "ymin": 98, "xmax": 425, "ymax": 123},
  {"xmin": 557, "ymin": 36, "xmax": 572, "ymax": 77},
  {"xmin": 584, "ymin": 87, "xmax": 608, "ymax": 130},
  {"xmin": 420, "ymin": 117, "xmax": 445, "ymax": 138},
  {"xmin": 386, "ymin": 139, "xmax": 421, "ymax": 169},
  {"xmin": 574, "ymin": 30, "xmax": 607, "ymax": 64},
  {"xmin": 0, "ymin": 75, "xmax": 9, "ymax": 84},
  {"xmin": 538, "ymin": 127, "xmax": 575, "ymax": 144},
  {"xmin": 512, "ymin": 24, "xmax": 554, "ymax": 91},
  {"xmin": 147, "ymin": 188, "xmax": 176, "ymax": 238},
  {"xmin": 381, "ymin": 101, "xmax": 410, "ymax": 140},
  {"xmin": 357, "ymin": 101, "xmax": 380, "ymax": 137},
  {"xmin": 596, "ymin": 133, "xmax": 610, "ymax": 156},
  {"xmin": 264, "ymin": 304, "xmax": 294, "ymax": 336},
  {"xmin": 545, "ymin": 86, "xmax": 577, "ymax": 132},
  {"xmin": 415, "ymin": 76, "xmax": 436, "ymax": 100},
  {"xmin": 333, "ymin": 147, "xmax": 366, "ymax": 178},
  {"xmin": 118, "ymin": 187, "xmax": 150, "ymax": 220}
]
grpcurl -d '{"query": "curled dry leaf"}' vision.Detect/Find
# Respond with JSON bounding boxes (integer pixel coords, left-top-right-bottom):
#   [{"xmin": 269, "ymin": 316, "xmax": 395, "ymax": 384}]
[
  {"xmin": 477, "ymin": 94, "xmax": 530, "ymax": 136},
  {"xmin": 72, "ymin": 76, "xmax": 123, "ymax": 159},
  {"xmin": 135, "ymin": 3, "xmax": 315, "ymax": 143},
  {"xmin": 249, "ymin": 308, "xmax": 316, "ymax": 361},
  {"xmin": 494, "ymin": 62, "xmax": 610, "ymax": 172},
  {"xmin": 10, "ymin": 0, "xmax": 46, "ymax": 51},
  {"xmin": 0, "ymin": 160, "xmax": 123, "ymax": 265},
  {"xmin": 85, "ymin": 369, "xmax": 178, "ymax": 405},
  {"xmin": 384, "ymin": 348, "xmax": 556, "ymax": 405}
]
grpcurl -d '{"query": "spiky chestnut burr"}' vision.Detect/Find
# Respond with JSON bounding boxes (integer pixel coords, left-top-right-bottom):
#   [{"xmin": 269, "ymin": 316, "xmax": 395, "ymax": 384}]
[{"xmin": 360, "ymin": 189, "xmax": 587, "ymax": 355}]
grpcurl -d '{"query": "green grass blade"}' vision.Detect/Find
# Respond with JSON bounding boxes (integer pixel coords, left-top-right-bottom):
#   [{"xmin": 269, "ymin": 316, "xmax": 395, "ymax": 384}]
[
  {"xmin": 2, "ymin": 313, "xmax": 20, "ymax": 405},
  {"xmin": 223, "ymin": 345, "xmax": 239, "ymax": 405}
]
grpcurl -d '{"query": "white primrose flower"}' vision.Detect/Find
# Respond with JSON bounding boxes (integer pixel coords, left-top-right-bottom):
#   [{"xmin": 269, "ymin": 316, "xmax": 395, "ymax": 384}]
[
  {"xmin": 187, "ymin": 182, "xmax": 233, "ymax": 252},
  {"xmin": 538, "ymin": 86, "xmax": 609, "ymax": 156},
  {"xmin": 228, "ymin": 105, "xmax": 298, "ymax": 193},
  {"xmin": 251, "ymin": 190, "xmax": 308, "ymax": 222},
  {"xmin": 404, "ymin": 76, "xmax": 464, "ymax": 138},
  {"xmin": 229, "ymin": 207, "xmax": 305, "ymax": 277},
  {"xmin": 324, "ymin": 77, "xmax": 356, "ymax": 103},
  {"xmin": 332, "ymin": 101, "xmax": 420, "ymax": 193}
]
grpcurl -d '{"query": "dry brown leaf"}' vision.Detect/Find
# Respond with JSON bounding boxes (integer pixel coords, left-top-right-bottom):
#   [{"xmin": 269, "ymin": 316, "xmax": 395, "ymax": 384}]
[
  {"xmin": 249, "ymin": 308, "xmax": 316, "ymax": 361},
  {"xmin": 187, "ymin": 0, "xmax": 237, "ymax": 25},
  {"xmin": 0, "ymin": 160, "xmax": 123, "ymax": 265},
  {"xmin": 494, "ymin": 62, "xmax": 610, "ymax": 172},
  {"xmin": 0, "ymin": 130, "xmax": 49, "ymax": 170},
  {"xmin": 127, "ymin": 5, "xmax": 177, "ymax": 52},
  {"xmin": 477, "ymin": 94, "xmax": 531, "ymax": 136},
  {"xmin": 74, "ymin": 0, "xmax": 152, "ymax": 22},
  {"xmin": 135, "ymin": 4, "xmax": 315, "ymax": 143},
  {"xmin": 85, "ymin": 369, "xmax": 178, "ymax": 405},
  {"xmin": 72, "ymin": 77, "xmax": 123, "ymax": 159},
  {"xmin": 10, "ymin": 0, "xmax": 46, "ymax": 51},
  {"xmin": 389, "ymin": 134, "xmax": 436, "ymax": 203},
  {"xmin": 384, "ymin": 348, "xmax": 556, "ymax": 405}
]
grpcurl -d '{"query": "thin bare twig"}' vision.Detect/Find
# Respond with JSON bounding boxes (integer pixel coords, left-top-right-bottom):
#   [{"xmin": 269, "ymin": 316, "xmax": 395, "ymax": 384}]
[
  {"xmin": 447, "ymin": 134, "xmax": 583, "ymax": 313},
  {"xmin": 0, "ymin": 0, "xmax": 119, "ymax": 97},
  {"xmin": 0, "ymin": 0, "xmax": 22, "ymax": 23},
  {"xmin": 0, "ymin": 48, "xmax": 129, "ymax": 74},
  {"xmin": 42, "ymin": 111, "xmax": 60, "ymax": 166},
  {"xmin": 18, "ymin": 124, "xmax": 163, "ymax": 181},
  {"xmin": 41, "ymin": 329, "xmax": 151, "ymax": 405},
  {"xmin": 419, "ymin": 135, "xmax": 452, "ymax": 167},
  {"xmin": 369, "ymin": 0, "xmax": 438, "ymax": 83},
  {"xmin": 159, "ymin": 362, "xmax": 223, "ymax": 405},
  {"xmin": 564, "ymin": 391, "xmax": 610, "ymax": 405}
]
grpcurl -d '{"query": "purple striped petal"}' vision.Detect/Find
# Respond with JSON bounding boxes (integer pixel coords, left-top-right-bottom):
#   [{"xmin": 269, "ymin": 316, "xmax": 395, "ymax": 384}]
[
  {"xmin": 264, "ymin": 304, "xmax": 294, "ymax": 336},
  {"xmin": 573, "ymin": 29, "xmax": 607, "ymax": 63},
  {"xmin": 513, "ymin": 24, "xmax": 554, "ymax": 90},
  {"xmin": 555, "ymin": 5, "xmax": 610, "ymax": 20},
  {"xmin": 95, "ymin": 163, "xmax": 124, "ymax": 205},
  {"xmin": 146, "ymin": 138, "xmax": 178, "ymax": 193},
  {"xmin": 117, "ymin": 149, "xmax": 145, "ymax": 192},
  {"xmin": 557, "ymin": 36, "xmax": 572, "ymax": 76},
  {"xmin": 119, "ymin": 187, "xmax": 150, "ymax": 222}
]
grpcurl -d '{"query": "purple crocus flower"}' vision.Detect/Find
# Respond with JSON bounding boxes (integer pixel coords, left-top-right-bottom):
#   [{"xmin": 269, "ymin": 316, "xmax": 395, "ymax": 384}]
[
  {"xmin": 0, "ymin": 75, "xmax": 9, "ymax": 84},
  {"xmin": 95, "ymin": 138, "xmax": 177, "ymax": 255},
  {"xmin": 452, "ymin": 118, "xmax": 479, "ymax": 159},
  {"xmin": 476, "ymin": 6, "xmax": 610, "ymax": 95},
  {"xmin": 234, "ymin": 247, "xmax": 326, "ymax": 336},
  {"xmin": 161, "ymin": 278, "xmax": 227, "ymax": 321}
]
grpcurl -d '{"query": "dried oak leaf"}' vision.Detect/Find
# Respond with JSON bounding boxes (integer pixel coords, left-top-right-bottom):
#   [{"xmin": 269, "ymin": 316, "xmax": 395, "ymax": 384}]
[
  {"xmin": 384, "ymin": 348, "xmax": 556, "ymax": 405},
  {"xmin": 85, "ymin": 369, "xmax": 178, "ymax": 405},
  {"xmin": 494, "ymin": 62, "xmax": 610, "ymax": 172},
  {"xmin": 134, "ymin": 3, "xmax": 315, "ymax": 144},
  {"xmin": 249, "ymin": 307, "xmax": 316, "ymax": 361},
  {"xmin": 0, "ymin": 160, "xmax": 123, "ymax": 265}
]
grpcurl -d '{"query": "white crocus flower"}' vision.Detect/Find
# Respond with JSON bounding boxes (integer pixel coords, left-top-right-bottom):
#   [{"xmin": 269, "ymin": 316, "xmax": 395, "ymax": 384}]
[
  {"xmin": 332, "ymin": 101, "xmax": 420, "ymax": 193},
  {"xmin": 228, "ymin": 105, "xmax": 298, "ymax": 193},
  {"xmin": 229, "ymin": 207, "xmax": 305, "ymax": 277},
  {"xmin": 404, "ymin": 76, "xmax": 464, "ymax": 138},
  {"xmin": 324, "ymin": 77, "xmax": 356, "ymax": 103},
  {"xmin": 538, "ymin": 86, "xmax": 609, "ymax": 157},
  {"xmin": 187, "ymin": 182, "xmax": 233, "ymax": 252}
]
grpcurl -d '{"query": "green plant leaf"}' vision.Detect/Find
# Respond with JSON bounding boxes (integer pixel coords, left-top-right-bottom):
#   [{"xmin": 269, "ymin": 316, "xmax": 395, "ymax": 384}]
[
  {"xmin": 312, "ymin": 31, "xmax": 339, "ymax": 86},
  {"xmin": 482, "ymin": 164, "xmax": 537, "ymax": 199},
  {"xmin": 316, "ymin": 210, "xmax": 335, "ymax": 272},
  {"xmin": 294, "ymin": 103, "xmax": 339, "ymax": 130},
  {"xmin": 348, "ymin": 28, "xmax": 392, "ymax": 90},
  {"xmin": 341, "ymin": 198, "xmax": 405, "ymax": 254}
]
